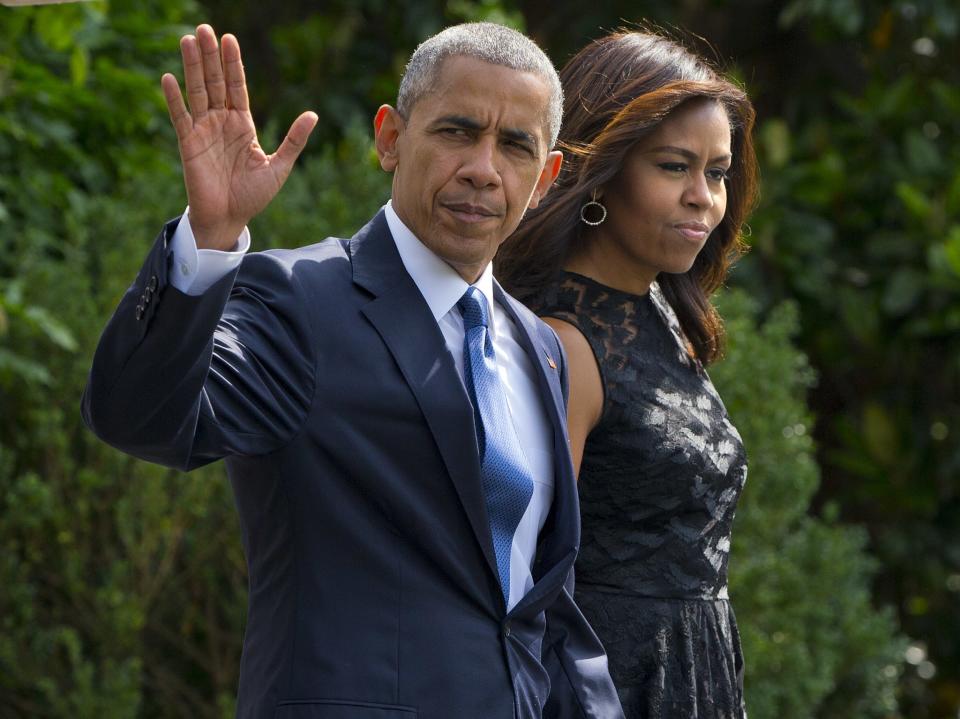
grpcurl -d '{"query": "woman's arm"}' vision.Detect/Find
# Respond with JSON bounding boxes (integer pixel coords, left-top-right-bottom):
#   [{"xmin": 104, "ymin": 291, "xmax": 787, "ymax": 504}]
[{"xmin": 543, "ymin": 317, "xmax": 603, "ymax": 476}]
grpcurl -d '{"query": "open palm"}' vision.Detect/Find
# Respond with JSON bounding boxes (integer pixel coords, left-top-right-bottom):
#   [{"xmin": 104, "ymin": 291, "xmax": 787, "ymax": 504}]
[{"xmin": 161, "ymin": 25, "xmax": 317, "ymax": 250}]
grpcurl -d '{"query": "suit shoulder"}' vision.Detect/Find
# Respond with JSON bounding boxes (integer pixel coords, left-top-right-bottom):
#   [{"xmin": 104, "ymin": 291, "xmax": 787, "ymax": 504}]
[
  {"xmin": 508, "ymin": 294, "xmax": 563, "ymax": 349},
  {"xmin": 249, "ymin": 236, "xmax": 350, "ymax": 270},
  {"xmin": 237, "ymin": 237, "xmax": 352, "ymax": 291}
]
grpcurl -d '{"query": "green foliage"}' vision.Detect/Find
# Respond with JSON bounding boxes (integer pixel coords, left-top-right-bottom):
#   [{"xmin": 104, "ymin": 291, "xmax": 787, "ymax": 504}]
[
  {"xmin": 0, "ymin": 0, "xmax": 193, "ymax": 392},
  {"xmin": 250, "ymin": 122, "xmax": 391, "ymax": 251},
  {"xmin": 722, "ymin": 2, "xmax": 960, "ymax": 714},
  {"xmin": 714, "ymin": 291, "xmax": 904, "ymax": 718},
  {"xmin": 0, "ymin": 4, "xmax": 395, "ymax": 714},
  {"xmin": 0, "ymin": 5, "xmax": 236, "ymax": 715}
]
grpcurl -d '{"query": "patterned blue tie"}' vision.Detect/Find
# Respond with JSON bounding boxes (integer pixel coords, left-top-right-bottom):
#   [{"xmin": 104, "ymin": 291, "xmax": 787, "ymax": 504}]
[{"xmin": 458, "ymin": 286, "xmax": 535, "ymax": 604}]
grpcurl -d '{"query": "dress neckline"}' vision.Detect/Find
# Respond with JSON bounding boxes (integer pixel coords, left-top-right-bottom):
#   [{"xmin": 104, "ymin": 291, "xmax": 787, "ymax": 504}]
[
  {"xmin": 563, "ymin": 269, "xmax": 650, "ymax": 300},
  {"xmin": 560, "ymin": 270, "xmax": 654, "ymax": 306}
]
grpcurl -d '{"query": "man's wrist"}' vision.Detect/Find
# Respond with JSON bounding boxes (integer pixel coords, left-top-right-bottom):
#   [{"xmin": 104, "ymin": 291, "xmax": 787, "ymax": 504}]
[
  {"xmin": 192, "ymin": 223, "xmax": 247, "ymax": 252},
  {"xmin": 169, "ymin": 209, "xmax": 250, "ymax": 295}
]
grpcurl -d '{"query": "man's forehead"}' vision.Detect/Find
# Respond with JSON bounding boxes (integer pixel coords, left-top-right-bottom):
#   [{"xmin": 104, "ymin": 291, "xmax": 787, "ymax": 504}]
[{"xmin": 416, "ymin": 57, "xmax": 552, "ymax": 139}]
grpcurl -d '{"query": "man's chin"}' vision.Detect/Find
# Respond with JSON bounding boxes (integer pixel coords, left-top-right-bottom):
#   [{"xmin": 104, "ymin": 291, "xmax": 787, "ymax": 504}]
[
  {"xmin": 436, "ymin": 217, "xmax": 503, "ymax": 244},
  {"xmin": 429, "ymin": 236, "xmax": 497, "ymax": 280},
  {"xmin": 434, "ymin": 222, "xmax": 501, "ymax": 250}
]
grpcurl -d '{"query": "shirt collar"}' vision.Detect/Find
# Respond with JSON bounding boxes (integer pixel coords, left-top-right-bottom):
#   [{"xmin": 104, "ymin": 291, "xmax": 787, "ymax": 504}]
[{"xmin": 384, "ymin": 200, "xmax": 496, "ymax": 324}]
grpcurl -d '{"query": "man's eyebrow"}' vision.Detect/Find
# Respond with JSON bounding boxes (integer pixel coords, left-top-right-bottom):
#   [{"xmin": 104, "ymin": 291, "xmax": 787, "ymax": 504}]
[
  {"xmin": 500, "ymin": 127, "xmax": 537, "ymax": 147},
  {"xmin": 432, "ymin": 115, "xmax": 483, "ymax": 131},
  {"xmin": 649, "ymin": 145, "xmax": 732, "ymax": 164},
  {"xmin": 432, "ymin": 115, "xmax": 537, "ymax": 147}
]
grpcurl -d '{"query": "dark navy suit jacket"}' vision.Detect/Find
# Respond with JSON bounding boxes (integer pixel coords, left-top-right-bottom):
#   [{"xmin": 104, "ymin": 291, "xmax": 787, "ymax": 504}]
[{"xmin": 82, "ymin": 210, "xmax": 623, "ymax": 719}]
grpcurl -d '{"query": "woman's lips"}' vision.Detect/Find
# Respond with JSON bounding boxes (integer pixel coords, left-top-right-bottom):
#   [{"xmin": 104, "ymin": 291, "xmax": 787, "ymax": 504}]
[{"xmin": 674, "ymin": 222, "xmax": 710, "ymax": 241}]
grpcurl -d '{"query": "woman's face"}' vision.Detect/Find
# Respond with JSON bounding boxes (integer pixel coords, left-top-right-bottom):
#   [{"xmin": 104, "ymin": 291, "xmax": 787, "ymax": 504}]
[{"xmin": 586, "ymin": 99, "xmax": 732, "ymax": 292}]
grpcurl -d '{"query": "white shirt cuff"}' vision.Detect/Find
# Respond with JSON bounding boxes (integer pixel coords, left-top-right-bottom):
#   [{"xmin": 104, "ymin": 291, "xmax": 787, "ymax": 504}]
[{"xmin": 168, "ymin": 207, "xmax": 250, "ymax": 295}]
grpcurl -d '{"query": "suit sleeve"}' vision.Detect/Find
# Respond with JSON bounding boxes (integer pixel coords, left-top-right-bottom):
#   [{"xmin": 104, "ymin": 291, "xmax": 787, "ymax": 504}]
[
  {"xmin": 542, "ymin": 576, "xmax": 623, "ymax": 719},
  {"xmin": 540, "ymin": 329, "xmax": 624, "ymax": 719},
  {"xmin": 81, "ymin": 217, "xmax": 317, "ymax": 471}
]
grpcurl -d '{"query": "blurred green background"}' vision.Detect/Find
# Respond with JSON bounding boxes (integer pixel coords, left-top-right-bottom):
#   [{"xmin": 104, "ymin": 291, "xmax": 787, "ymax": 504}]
[{"xmin": 0, "ymin": 0, "xmax": 957, "ymax": 717}]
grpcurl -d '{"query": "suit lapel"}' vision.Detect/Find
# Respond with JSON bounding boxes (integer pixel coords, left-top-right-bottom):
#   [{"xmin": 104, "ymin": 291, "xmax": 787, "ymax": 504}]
[
  {"xmin": 494, "ymin": 283, "xmax": 580, "ymax": 612},
  {"xmin": 351, "ymin": 212, "xmax": 500, "ymax": 584},
  {"xmin": 495, "ymin": 284, "xmax": 567, "ymax": 436}
]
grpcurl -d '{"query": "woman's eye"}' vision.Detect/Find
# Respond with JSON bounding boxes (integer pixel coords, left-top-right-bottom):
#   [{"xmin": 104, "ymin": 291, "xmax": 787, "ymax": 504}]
[
  {"xmin": 659, "ymin": 162, "xmax": 687, "ymax": 173},
  {"xmin": 707, "ymin": 168, "xmax": 730, "ymax": 182}
]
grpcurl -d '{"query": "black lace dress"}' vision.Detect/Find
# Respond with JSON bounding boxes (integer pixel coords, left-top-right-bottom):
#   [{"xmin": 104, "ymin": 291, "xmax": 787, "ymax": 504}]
[{"xmin": 534, "ymin": 272, "xmax": 748, "ymax": 719}]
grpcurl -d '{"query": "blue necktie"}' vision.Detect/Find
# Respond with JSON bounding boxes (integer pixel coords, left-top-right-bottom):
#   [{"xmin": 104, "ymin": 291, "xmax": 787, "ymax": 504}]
[{"xmin": 458, "ymin": 286, "xmax": 535, "ymax": 604}]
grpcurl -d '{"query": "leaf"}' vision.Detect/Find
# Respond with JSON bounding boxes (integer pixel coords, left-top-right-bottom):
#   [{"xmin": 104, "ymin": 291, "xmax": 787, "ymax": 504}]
[
  {"xmin": 862, "ymin": 402, "xmax": 899, "ymax": 465},
  {"xmin": 944, "ymin": 226, "xmax": 960, "ymax": 277},
  {"xmin": 838, "ymin": 286, "xmax": 880, "ymax": 346},
  {"xmin": 946, "ymin": 171, "xmax": 960, "ymax": 217},
  {"xmin": 762, "ymin": 118, "xmax": 792, "ymax": 168},
  {"xmin": 34, "ymin": 6, "xmax": 84, "ymax": 53},
  {"xmin": 70, "ymin": 46, "xmax": 89, "ymax": 87},
  {"xmin": 876, "ymin": 76, "xmax": 915, "ymax": 119},
  {"xmin": 0, "ymin": 347, "xmax": 51, "ymax": 385},
  {"xmin": 895, "ymin": 182, "xmax": 932, "ymax": 220},
  {"xmin": 931, "ymin": 79, "xmax": 960, "ymax": 117},
  {"xmin": 904, "ymin": 130, "xmax": 941, "ymax": 175},
  {"xmin": 882, "ymin": 268, "xmax": 925, "ymax": 316},
  {"xmin": 23, "ymin": 306, "xmax": 78, "ymax": 351}
]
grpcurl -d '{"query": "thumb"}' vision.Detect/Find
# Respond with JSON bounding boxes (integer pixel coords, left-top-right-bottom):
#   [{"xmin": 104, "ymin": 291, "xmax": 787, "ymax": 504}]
[{"xmin": 270, "ymin": 111, "xmax": 319, "ymax": 175}]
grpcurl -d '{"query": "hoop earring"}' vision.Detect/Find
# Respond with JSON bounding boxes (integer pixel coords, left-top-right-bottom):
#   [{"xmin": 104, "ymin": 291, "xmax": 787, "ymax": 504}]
[{"xmin": 580, "ymin": 195, "xmax": 607, "ymax": 226}]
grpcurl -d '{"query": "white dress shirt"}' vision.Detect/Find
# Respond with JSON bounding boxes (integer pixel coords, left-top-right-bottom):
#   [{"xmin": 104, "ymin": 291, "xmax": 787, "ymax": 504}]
[{"xmin": 168, "ymin": 203, "xmax": 556, "ymax": 610}]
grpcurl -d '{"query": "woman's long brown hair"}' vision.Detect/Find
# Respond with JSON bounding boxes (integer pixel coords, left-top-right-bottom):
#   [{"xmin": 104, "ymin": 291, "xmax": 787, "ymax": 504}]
[{"xmin": 496, "ymin": 31, "xmax": 759, "ymax": 365}]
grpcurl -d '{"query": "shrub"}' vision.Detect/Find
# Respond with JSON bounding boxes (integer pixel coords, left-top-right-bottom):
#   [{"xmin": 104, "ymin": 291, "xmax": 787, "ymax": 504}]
[{"xmin": 714, "ymin": 291, "xmax": 905, "ymax": 718}]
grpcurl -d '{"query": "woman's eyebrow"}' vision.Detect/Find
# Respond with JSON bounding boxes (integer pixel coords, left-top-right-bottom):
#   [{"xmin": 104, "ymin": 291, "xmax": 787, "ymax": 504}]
[{"xmin": 649, "ymin": 145, "xmax": 732, "ymax": 164}]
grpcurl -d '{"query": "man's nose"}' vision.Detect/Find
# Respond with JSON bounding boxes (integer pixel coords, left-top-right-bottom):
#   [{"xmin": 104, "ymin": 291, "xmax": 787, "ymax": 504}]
[{"xmin": 457, "ymin": 138, "xmax": 501, "ymax": 189}]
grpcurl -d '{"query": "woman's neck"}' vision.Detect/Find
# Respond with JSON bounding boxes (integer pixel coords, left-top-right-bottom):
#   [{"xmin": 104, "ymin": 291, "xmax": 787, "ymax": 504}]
[{"xmin": 564, "ymin": 241, "xmax": 656, "ymax": 296}]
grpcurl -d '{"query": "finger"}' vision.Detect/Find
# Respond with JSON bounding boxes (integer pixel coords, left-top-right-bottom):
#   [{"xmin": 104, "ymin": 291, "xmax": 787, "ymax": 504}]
[
  {"xmin": 196, "ymin": 24, "xmax": 226, "ymax": 110},
  {"xmin": 221, "ymin": 34, "xmax": 249, "ymax": 111},
  {"xmin": 181, "ymin": 34, "xmax": 208, "ymax": 119},
  {"xmin": 271, "ymin": 111, "xmax": 319, "ymax": 175},
  {"xmin": 161, "ymin": 73, "xmax": 193, "ymax": 140}
]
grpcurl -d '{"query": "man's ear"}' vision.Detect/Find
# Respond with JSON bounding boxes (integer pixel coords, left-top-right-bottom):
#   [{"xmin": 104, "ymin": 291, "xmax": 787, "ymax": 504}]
[
  {"xmin": 528, "ymin": 150, "xmax": 563, "ymax": 209},
  {"xmin": 374, "ymin": 105, "xmax": 404, "ymax": 172}
]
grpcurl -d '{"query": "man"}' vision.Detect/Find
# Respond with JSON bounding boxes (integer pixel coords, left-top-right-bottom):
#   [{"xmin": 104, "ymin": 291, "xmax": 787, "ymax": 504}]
[{"xmin": 83, "ymin": 21, "xmax": 622, "ymax": 719}]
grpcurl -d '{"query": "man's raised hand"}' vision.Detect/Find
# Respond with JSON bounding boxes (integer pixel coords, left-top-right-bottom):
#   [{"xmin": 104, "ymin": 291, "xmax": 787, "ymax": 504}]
[{"xmin": 161, "ymin": 25, "xmax": 318, "ymax": 250}]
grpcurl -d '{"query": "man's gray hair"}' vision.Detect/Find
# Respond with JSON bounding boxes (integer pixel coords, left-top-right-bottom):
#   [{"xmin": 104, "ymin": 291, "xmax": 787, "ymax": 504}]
[{"xmin": 397, "ymin": 22, "xmax": 563, "ymax": 149}]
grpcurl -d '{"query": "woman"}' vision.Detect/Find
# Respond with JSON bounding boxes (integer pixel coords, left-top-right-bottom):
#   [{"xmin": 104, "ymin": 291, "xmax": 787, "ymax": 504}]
[{"xmin": 497, "ymin": 31, "xmax": 759, "ymax": 718}]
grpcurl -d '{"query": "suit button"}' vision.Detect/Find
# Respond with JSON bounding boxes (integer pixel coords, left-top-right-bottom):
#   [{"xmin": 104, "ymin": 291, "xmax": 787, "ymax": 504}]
[
  {"xmin": 135, "ymin": 304, "xmax": 144, "ymax": 321},
  {"xmin": 503, "ymin": 621, "xmax": 511, "ymax": 638},
  {"xmin": 147, "ymin": 275, "xmax": 158, "ymax": 292},
  {"xmin": 142, "ymin": 291, "xmax": 151, "ymax": 305}
]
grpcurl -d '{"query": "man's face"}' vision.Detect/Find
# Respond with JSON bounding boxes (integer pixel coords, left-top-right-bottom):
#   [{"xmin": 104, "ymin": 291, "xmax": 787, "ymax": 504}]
[{"xmin": 375, "ymin": 55, "xmax": 562, "ymax": 282}]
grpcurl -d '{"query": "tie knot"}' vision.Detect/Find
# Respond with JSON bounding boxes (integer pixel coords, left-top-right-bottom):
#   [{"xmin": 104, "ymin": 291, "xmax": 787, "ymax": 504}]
[{"xmin": 458, "ymin": 286, "xmax": 489, "ymax": 330}]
